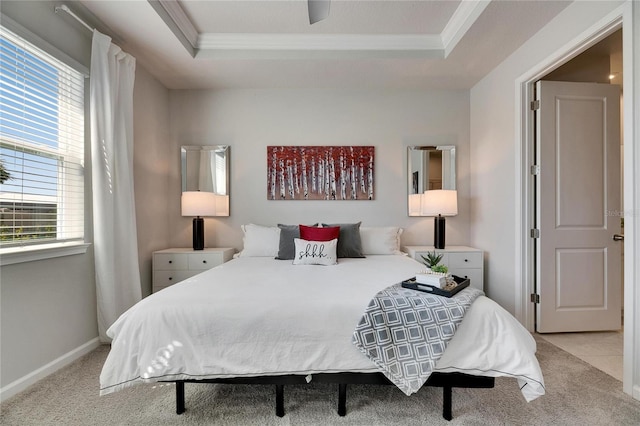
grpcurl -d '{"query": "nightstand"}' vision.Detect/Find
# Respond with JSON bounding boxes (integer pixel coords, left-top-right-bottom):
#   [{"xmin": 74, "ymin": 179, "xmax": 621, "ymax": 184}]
[
  {"xmin": 152, "ymin": 247, "xmax": 235, "ymax": 293},
  {"xmin": 403, "ymin": 245, "xmax": 484, "ymax": 291}
]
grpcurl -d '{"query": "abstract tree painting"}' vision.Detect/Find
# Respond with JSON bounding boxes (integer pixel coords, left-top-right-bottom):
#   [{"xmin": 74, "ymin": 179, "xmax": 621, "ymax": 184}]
[{"xmin": 267, "ymin": 146, "xmax": 374, "ymax": 200}]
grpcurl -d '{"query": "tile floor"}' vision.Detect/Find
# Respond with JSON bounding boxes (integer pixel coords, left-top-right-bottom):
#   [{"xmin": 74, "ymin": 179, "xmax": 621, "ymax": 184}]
[{"xmin": 537, "ymin": 330, "xmax": 624, "ymax": 381}]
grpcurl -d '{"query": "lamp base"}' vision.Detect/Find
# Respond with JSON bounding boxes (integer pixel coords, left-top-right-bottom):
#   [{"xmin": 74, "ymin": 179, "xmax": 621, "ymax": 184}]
[
  {"xmin": 434, "ymin": 216, "xmax": 446, "ymax": 249},
  {"xmin": 193, "ymin": 217, "xmax": 204, "ymax": 250}
]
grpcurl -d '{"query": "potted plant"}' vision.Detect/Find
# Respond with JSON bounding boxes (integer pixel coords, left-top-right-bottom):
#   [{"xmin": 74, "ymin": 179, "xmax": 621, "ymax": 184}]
[{"xmin": 420, "ymin": 251, "xmax": 448, "ymax": 274}]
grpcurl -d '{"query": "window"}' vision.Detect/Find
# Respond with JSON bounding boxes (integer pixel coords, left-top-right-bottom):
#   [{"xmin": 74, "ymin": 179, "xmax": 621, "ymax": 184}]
[{"xmin": 0, "ymin": 25, "xmax": 85, "ymax": 249}]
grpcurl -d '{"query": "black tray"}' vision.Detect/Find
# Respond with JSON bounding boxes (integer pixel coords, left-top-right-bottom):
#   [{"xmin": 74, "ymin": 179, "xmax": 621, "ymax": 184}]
[{"xmin": 401, "ymin": 275, "xmax": 470, "ymax": 298}]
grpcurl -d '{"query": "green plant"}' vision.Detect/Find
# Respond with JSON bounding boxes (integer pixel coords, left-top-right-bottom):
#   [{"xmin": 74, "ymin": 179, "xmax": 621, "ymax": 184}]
[
  {"xmin": 0, "ymin": 160, "xmax": 11, "ymax": 184},
  {"xmin": 421, "ymin": 251, "xmax": 443, "ymax": 268},
  {"xmin": 431, "ymin": 264, "xmax": 448, "ymax": 274}
]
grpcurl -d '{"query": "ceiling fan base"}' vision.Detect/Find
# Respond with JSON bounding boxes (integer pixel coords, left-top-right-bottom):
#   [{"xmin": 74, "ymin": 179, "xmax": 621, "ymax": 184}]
[{"xmin": 308, "ymin": 0, "xmax": 331, "ymax": 25}]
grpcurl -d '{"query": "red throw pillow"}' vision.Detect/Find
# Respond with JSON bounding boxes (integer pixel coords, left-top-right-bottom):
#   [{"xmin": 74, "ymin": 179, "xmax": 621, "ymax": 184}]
[{"xmin": 299, "ymin": 224, "xmax": 340, "ymax": 242}]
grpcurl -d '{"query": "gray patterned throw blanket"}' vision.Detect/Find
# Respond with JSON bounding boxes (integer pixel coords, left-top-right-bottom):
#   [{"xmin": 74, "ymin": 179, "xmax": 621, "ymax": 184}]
[{"xmin": 352, "ymin": 284, "xmax": 484, "ymax": 395}]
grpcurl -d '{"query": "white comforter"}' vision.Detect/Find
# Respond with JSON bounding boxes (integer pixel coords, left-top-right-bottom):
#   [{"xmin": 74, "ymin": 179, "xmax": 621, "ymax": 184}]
[{"xmin": 100, "ymin": 255, "xmax": 545, "ymax": 401}]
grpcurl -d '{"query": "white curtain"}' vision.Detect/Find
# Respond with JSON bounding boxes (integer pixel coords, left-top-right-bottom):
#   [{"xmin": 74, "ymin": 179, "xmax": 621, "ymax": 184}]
[{"xmin": 90, "ymin": 30, "xmax": 141, "ymax": 342}]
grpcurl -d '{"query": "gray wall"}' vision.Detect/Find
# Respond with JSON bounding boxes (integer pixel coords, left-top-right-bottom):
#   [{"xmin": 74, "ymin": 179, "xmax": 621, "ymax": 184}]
[
  {"xmin": 470, "ymin": 0, "xmax": 639, "ymax": 398},
  {"xmin": 168, "ymin": 89, "xmax": 472, "ymax": 251},
  {"xmin": 0, "ymin": 0, "xmax": 96, "ymax": 390},
  {"xmin": 132, "ymin": 65, "xmax": 171, "ymax": 297},
  {"xmin": 469, "ymin": 0, "xmax": 625, "ymax": 312},
  {"xmin": 0, "ymin": 0, "xmax": 171, "ymax": 390}
]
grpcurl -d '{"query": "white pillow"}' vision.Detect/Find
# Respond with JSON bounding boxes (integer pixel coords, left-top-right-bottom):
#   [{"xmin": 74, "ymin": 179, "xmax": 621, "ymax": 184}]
[
  {"xmin": 292, "ymin": 238, "xmax": 338, "ymax": 266},
  {"xmin": 237, "ymin": 224, "xmax": 280, "ymax": 257},
  {"xmin": 360, "ymin": 226, "xmax": 403, "ymax": 255}
]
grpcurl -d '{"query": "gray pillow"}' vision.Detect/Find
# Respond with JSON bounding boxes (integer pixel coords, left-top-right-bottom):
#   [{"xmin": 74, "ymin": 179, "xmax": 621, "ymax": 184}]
[
  {"xmin": 276, "ymin": 224, "xmax": 300, "ymax": 260},
  {"xmin": 276, "ymin": 223, "xmax": 318, "ymax": 260},
  {"xmin": 321, "ymin": 222, "xmax": 365, "ymax": 258}
]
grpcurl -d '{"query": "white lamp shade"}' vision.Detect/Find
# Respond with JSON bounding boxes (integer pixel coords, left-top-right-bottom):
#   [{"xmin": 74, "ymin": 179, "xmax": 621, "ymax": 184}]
[
  {"xmin": 214, "ymin": 194, "xmax": 230, "ymax": 217},
  {"xmin": 421, "ymin": 190, "xmax": 458, "ymax": 217},
  {"xmin": 181, "ymin": 191, "xmax": 219, "ymax": 217}
]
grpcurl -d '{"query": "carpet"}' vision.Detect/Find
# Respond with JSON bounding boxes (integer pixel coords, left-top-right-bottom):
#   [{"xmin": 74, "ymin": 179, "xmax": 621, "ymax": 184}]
[{"xmin": 1, "ymin": 337, "xmax": 639, "ymax": 425}]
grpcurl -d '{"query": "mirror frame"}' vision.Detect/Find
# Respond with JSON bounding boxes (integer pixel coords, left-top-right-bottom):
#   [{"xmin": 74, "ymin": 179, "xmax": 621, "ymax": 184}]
[{"xmin": 181, "ymin": 145, "xmax": 230, "ymax": 195}]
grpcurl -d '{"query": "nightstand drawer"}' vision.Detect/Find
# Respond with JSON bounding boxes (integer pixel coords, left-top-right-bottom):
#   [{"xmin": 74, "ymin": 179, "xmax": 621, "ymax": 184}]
[
  {"xmin": 188, "ymin": 252, "xmax": 224, "ymax": 270},
  {"xmin": 448, "ymin": 252, "xmax": 483, "ymax": 269},
  {"xmin": 153, "ymin": 253, "xmax": 188, "ymax": 270},
  {"xmin": 153, "ymin": 270, "xmax": 197, "ymax": 287},
  {"xmin": 152, "ymin": 248, "xmax": 235, "ymax": 294}
]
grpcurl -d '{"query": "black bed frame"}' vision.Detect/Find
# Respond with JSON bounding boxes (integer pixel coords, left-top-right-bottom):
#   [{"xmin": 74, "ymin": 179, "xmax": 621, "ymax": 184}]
[{"xmin": 173, "ymin": 372, "xmax": 494, "ymax": 421}]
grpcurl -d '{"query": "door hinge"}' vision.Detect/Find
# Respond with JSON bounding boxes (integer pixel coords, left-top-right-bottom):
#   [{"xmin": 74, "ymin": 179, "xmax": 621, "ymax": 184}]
[
  {"xmin": 531, "ymin": 100, "xmax": 540, "ymax": 110},
  {"xmin": 530, "ymin": 228, "xmax": 540, "ymax": 238},
  {"xmin": 531, "ymin": 294, "xmax": 540, "ymax": 304},
  {"xmin": 530, "ymin": 165, "xmax": 540, "ymax": 175}
]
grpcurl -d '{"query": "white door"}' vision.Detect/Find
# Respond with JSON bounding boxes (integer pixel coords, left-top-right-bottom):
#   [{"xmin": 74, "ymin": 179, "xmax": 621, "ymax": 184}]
[{"xmin": 536, "ymin": 80, "xmax": 622, "ymax": 333}]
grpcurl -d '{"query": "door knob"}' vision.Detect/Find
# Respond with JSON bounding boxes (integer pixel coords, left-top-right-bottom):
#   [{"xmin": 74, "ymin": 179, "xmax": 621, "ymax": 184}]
[{"xmin": 613, "ymin": 234, "xmax": 624, "ymax": 241}]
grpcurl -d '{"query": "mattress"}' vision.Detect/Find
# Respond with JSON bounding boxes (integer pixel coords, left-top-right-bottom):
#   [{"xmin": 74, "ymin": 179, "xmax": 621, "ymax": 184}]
[{"xmin": 99, "ymin": 255, "xmax": 545, "ymax": 401}]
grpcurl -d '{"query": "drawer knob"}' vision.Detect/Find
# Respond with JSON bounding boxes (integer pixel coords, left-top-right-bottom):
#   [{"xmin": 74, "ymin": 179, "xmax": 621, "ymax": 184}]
[
  {"xmin": 169, "ymin": 260, "xmax": 172, "ymax": 264},
  {"xmin": 464, "ymin": 259, "xmax": 468, "ymax": 262},
  {"xmin": 202, "ymin": 260, "xmax": 207, "ymax": 264}
]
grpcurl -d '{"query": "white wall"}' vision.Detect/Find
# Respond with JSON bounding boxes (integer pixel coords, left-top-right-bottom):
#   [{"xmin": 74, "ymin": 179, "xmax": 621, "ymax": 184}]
[
  {"xmin": 168, "ymin": 89, "xmax": 471, "ymax": 251},
  {"xmin": 469, "ymin": 1, "xmax": 624, "ymax": 311}
]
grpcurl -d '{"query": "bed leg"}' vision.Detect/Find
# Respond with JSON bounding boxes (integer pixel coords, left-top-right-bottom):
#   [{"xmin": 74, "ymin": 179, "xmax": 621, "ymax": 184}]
[
  {"xmin": 176, "ymin": 381, "xmax": 185, "ymax": 415},
  {"xmin": 275, "ymin": 384, "xmax": 285, "ymax": 417},
  {"xmin": 338, "ymin": 383, "xmax": 347, "ymax": 416},
  {"xmin": 442, "ymin": 385, "xmax": 452, "ymax": 421}
]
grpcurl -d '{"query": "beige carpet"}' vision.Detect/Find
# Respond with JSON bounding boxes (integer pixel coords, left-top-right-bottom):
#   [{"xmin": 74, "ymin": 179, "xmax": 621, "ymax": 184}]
[{"xmin": 1, "ymin": 337, "xmax": 639, "ymax": 425}]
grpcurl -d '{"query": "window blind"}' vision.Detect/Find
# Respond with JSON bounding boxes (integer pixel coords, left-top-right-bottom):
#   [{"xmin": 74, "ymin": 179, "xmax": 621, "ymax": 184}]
[{"xmin": 0, "ymin": 25, "xmax": 85, "ymax": 247}]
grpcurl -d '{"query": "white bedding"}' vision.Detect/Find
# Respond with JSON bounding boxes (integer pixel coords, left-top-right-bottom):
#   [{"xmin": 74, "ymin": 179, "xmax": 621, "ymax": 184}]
[{"xmin": 100, "ymin": 255, "xmax": 545, "ymax": 401}]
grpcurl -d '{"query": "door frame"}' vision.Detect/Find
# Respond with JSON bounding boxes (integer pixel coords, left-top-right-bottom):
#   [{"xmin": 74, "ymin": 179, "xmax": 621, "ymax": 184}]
[{"xmin": 515, "ymin": 2, "xmax": 639, "ymax": 399}]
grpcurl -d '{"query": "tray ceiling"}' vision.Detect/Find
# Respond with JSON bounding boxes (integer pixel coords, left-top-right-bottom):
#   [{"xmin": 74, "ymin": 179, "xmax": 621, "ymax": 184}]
[{"xmin": 74, "ymin": 0, "xmax": 572, "ymax": 89}]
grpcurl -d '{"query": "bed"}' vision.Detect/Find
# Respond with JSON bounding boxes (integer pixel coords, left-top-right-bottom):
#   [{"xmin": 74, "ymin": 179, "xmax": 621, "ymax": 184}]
[{"xmin": 100, "ymin": 225, "xmax": 545, "ymax": 420}]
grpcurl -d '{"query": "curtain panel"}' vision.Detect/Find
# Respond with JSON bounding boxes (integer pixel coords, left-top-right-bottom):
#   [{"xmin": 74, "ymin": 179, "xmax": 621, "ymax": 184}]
[{"xmin": 90, "ymin": 30, "xmax": 141, "ymax": 342}]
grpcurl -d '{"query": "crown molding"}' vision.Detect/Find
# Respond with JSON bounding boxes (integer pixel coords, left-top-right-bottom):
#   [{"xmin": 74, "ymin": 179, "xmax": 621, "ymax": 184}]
[
  {"xmin": 441, "ymin": 0, "xmax": 491, "ymax": 57},
  {"xmin": 148, "ymin": 0, "xmax": 198, "ymax": 56},
  {"xmin": 149, "ymin": 0, "xmax": 489, "ymax": 59},
  {"xmin": 197, "ymin": 33, "xmax": 444, "ymax": 58},
  {"xmin": 157, "ymin": 0, "xmax": 198, "ymax": 45}
]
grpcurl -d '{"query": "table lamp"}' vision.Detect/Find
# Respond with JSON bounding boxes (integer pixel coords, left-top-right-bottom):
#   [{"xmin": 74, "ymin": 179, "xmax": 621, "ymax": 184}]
[
  {"xmin": 421, "ymin": 190, "xmax": 458, "ymax": 249},
  {"xmin": 181, "ymin": 191, "xmax": 228, "ymax": 250}
]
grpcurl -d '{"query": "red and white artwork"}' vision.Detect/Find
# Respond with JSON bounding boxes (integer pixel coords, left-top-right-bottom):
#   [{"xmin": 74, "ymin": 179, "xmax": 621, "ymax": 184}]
[{"xmin": 267, "ymin": 146, "xmax": 374, "ymax": 200}]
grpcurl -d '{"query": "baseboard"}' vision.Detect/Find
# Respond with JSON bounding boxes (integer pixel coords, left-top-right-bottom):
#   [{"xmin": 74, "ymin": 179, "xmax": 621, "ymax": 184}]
[{"xmin": 0, "ymin": 337, "xmax": 101, "ymax": 403}]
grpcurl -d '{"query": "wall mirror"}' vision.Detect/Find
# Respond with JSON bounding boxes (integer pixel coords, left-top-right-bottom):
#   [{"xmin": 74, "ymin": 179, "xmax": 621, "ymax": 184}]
[
  {"xmin": 407, "ymin": 146, "xmax": 456, "ymax": 215},
  {"xmin": 181, "ymin": 145, "xmax": 229, "ymax": 195}
]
